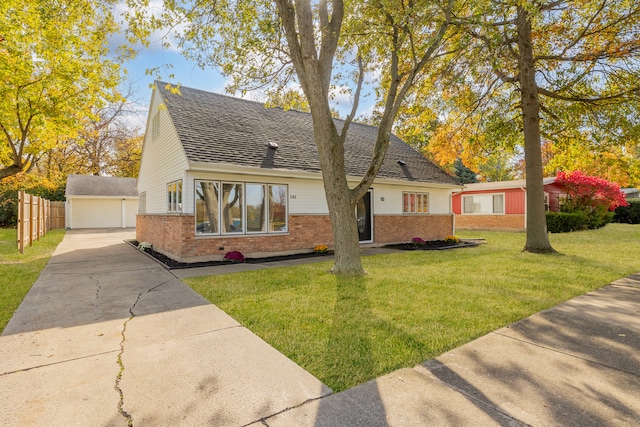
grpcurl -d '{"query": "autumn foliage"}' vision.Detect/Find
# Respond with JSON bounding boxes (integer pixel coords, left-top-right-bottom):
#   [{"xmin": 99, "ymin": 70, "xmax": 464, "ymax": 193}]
[{"xmin": 556, "ymin": 171, "xmax": 627, "ymax": 212}]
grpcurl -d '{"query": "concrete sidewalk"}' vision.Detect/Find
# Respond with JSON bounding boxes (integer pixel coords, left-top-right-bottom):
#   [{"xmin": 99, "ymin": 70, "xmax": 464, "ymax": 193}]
[{"xmin": 2, "ymin": 229, "xmax": 639, "ymax": 426}]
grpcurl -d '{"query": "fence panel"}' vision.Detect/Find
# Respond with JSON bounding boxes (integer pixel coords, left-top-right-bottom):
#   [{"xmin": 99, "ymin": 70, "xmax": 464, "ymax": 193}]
[{"xmin": 17, "ymin": 191, "xmax": 64, "ymax": 254}]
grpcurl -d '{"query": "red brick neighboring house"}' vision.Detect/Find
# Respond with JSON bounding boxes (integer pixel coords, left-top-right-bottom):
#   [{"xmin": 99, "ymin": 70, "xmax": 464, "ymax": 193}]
[
  {"xmin": 452, "ymin": 178, "xmax": 566, "ymax": 231},
  {"xmin": 136, "ymin": 83, "xmax": 462, "ymax": 262}
]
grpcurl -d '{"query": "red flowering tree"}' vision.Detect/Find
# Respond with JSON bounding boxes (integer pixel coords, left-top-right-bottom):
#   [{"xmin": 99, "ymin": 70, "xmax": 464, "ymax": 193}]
[{"xmin": 556, "ymin": 171, "xmax": 627, "ymax": 212}]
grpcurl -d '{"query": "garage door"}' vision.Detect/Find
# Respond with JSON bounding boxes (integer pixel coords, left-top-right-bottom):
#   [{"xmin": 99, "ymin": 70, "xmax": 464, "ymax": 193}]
[{"xmin": 70, "ymin": 198, "xmax": 124, "ymax": 228}]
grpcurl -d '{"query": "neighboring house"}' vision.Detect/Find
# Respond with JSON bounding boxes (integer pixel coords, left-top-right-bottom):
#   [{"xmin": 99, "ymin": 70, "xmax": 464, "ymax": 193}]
[
  {"xmin": 136, "ymin": 82, "xmax": 461, "ymax": 262},
  {"xmin": 622, "ymin": 188, "xmax": 640, "ymax": 200},
  {"xmin": 452, "ymin": 178, "xmax": 565, "ymax": 231},
  {"xmin": 65, "ymin": 175, "xmax": 138, "ymax": 229}
]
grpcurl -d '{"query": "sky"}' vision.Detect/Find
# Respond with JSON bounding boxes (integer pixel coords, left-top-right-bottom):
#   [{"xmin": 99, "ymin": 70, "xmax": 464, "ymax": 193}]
[{"xmin": 118, "ymin": 26, "xmax": 375, "ymax": 134}]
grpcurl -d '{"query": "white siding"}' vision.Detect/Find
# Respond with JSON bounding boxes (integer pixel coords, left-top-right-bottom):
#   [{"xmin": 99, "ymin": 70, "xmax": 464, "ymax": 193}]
[
  {"xmin": 370, "ymin": 183, "xmax": 452, "ymax": 215},
  {"xmin": 427, "ymin": 188, "xmax": 452, "ymax": 214},
  {"xmin": 137, "ymin": 90, "xmax": 190, "ymax": 214}
]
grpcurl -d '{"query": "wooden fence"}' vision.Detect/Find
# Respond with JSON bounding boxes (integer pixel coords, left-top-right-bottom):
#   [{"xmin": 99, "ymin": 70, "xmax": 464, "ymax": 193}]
[{"xmin": 17, "ymin": 191, "xmax": 65, "ymax": 254}]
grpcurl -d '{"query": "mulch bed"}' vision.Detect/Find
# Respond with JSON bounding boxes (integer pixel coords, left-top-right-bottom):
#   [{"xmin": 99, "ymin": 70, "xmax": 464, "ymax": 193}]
[
  {"xmin": 129, "ymin": 239, "xmax": 481, "ymax": 270},
  {"xmin": 384, "ymin": 240, "xmax": 480, "ymax": 251},
  {"xmin": 128, "ymin": 240, "xmax": 333, "ymax": 270}
]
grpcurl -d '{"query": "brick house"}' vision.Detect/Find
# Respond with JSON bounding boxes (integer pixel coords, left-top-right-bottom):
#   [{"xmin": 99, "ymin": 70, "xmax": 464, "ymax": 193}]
[
  {"xmin": 452, "ymin": 178, "xmax": 566, "ymax": 231},
  {"xmin": 136, "ymin": 82, "xmax": 462, "ymax": 262}
]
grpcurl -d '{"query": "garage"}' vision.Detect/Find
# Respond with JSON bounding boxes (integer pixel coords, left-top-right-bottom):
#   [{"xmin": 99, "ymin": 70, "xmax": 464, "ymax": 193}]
[{"xmin": 65, "ymin": 175, "xmax": 138, "ymax": 229}]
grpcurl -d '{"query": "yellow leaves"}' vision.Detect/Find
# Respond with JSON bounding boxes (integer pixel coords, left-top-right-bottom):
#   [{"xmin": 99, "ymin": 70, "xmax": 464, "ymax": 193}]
[{"xmin": 0, "ymin": 0, "xmax": 123, "ymax": 178}]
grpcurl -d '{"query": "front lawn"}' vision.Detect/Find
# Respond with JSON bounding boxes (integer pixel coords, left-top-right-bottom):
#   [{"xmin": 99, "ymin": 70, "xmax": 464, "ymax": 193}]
[
  {"xmin": 184, "ymin": 224, "xmax": 640, "ymax": 392},
  {"xmin": 0, "ymin": 228, "xmax": 65, "ymax": 333}
]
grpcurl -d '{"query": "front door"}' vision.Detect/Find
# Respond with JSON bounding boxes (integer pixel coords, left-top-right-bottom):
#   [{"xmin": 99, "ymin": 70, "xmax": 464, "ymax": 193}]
[{"xmin": 357, "ymin": 190, "xmax": 373, "ymax": 243}]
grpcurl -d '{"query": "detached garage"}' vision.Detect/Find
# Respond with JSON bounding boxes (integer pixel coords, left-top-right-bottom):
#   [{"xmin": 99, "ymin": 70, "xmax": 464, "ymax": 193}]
[{"xmin": 65, "ymin": 175, "xmax": 138, "ymax": 229}]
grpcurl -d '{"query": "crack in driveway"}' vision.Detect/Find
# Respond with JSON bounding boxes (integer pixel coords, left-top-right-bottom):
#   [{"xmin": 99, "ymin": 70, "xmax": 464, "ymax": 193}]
[{"xmin": 114, "ymin": 279, "xmax": 172, "ymax": 427}]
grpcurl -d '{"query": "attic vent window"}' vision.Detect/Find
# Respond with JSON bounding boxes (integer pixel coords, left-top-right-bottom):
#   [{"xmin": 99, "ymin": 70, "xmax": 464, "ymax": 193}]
[
  {"xmin": 397, "ymin": 160, "xmax": 407, "ymax": 166},
  {"xmin": 268, "ymin": 142, "xmax": 279, "ymax": 149}
]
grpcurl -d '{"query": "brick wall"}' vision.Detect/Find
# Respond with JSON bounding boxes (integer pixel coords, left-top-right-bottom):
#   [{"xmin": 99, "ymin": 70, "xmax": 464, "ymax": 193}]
[
  {"xmin": 455, "ymin": 214, "xmax": 525, "ymax": 231},
  {"xmin": 375, "ymin": 215, "xmax": 454, "ymax": 244},
  {"xmin": 137, "ymin": 213, "xmax": 454, "ymax": 262}
]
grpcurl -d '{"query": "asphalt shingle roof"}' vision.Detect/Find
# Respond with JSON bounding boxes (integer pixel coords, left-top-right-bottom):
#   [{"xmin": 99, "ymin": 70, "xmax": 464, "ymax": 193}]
[
  {"xmin": 157, "ymin": 82, "xmax": 459, "ymax": 186},
  {"xmin": 65, "ymin": 175, "xmax": 138, "ymax": 197}
]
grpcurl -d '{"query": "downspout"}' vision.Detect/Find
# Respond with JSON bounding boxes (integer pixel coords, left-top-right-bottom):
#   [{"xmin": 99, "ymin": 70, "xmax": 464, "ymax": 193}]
[{"xmin": 521, "ymin": 186, "xmax": 526, "ymax": 230}]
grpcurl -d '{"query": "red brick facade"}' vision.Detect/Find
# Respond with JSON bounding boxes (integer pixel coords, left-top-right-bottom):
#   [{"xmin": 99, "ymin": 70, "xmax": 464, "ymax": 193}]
[
  {"xmin": 137, "ymin": 213, "xmax": 454, "ymax": 262},
  {"xmin": 455, "ymin": 214, "xmax": 525, "ymax": 231}
]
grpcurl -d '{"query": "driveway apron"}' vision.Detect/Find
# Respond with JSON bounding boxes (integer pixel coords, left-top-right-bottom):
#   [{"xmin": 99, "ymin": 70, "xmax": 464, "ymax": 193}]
[{"xmin": 0, "ymin": 229, "xmax": 329, "ymax": 427}]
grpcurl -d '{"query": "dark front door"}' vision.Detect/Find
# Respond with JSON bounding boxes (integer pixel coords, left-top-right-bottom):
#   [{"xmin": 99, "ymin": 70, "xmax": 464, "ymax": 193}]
[{"xmin": 357, "ymin": 190, "xmax": 373, "ymax": 243}]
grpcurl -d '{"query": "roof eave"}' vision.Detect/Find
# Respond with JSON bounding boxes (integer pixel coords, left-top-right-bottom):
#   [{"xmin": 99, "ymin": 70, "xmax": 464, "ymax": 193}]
[{"xmin": 189, "ymin": 161, "xmax": 460, "ymax": 188}]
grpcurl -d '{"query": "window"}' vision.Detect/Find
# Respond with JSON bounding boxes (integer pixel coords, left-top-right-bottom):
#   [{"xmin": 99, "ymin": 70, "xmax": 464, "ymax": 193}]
[
  {"xmin": 246, "ymin": 184, "xmax": 266, "ymax": 233},
  {"xmin": 403, "ymin": 192, "xmax": 429, "ymax": 214},
  {"xmin": 195, "ymin": 180, "xmax": 288, "ymax": 235},
  {"xmin": 139, "ymin": 192, "xmax": 146, "ymax": 214},
  {"xmin": 167, "ymin": 180, "xmax": 182, "ymax": 213},
  {"xmin": 151, "ymin": 112, "xmax": 160, "ymax": 140},
  {"xmin": 222, "ymin": 183, "xmax": 243, "ymax": 233},
  {"xmin": 195, "ymin": 181, "xmax": 219, "ymax": 233},
  {"xmin": 462, "ymin": 194, "xmax": 504, "ymax": 214},
  {"xmin": 269, "ymin": 185, "xmax": 288, "ymax": 232}
]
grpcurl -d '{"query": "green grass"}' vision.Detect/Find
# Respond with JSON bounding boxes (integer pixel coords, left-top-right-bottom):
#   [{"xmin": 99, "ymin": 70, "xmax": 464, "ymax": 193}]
[
  {"xmin": 184, "ymin": 224, "xmax": 640, "ymax": 392},
  {"xmin": 0, "ymin": 227, "xmax": 65, "ymax": 333}
]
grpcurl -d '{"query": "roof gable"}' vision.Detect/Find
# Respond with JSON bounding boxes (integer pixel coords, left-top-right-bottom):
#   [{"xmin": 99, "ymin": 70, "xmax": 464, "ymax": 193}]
[
  {"xmin": 65, "ymin": 175, "xmax": 138, "ymax": 197},
  {"xmin": 156, "ymin": 82, "xmax": 459, "ymax": 186}
]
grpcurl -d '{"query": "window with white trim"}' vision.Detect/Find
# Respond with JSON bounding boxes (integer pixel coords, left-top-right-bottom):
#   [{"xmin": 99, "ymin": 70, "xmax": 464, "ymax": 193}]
[
  {"xmin": 462, "ymin": 193, "xmax": 504, "ymax": 214},
  {"xmin": 195, "ymin": 180, "xmax": 288, "ymax": 235},
  {"xmin": 403, "ymin": 192, "xmax": 429, "ymax": 214},
  {"xmin": 167, "ymin": 180, "xmax": 182, "ymax": 213}
]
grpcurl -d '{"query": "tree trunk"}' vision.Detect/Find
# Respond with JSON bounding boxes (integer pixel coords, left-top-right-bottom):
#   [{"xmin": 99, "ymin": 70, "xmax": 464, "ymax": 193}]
[
  {"xmin": 313, "ymin": 109, "xmax": 365, "ymax": 276},
  {"xmin": 516, "ymin": 7, "xmax": 556, "ymax": 254}
]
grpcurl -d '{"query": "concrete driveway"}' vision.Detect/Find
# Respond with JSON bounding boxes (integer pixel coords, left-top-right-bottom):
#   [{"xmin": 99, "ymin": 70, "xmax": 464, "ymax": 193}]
[{"xmin": 0, "ymin": 229, "xmax": 329, "ymax": 426}]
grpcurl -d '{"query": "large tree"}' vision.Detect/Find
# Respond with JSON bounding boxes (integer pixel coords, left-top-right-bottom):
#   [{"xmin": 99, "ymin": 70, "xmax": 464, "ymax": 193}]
[
  {"xmin": 127, "ymin": 0, "xmax": 457, "ymax": 275},
  {"xmin": 0, "ymin": 0, "xmax": 123, "ymax": 179},
  {"xmin": 408, "ymin": 0, "xmax": 640, "ymax": 253}
]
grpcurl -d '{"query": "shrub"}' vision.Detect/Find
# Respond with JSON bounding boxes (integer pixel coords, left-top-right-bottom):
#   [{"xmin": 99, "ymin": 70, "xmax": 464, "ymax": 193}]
[
  {"xmin": 546, "ymin": 211, "xmax": 587, "ymax": 233},
  {"xmin": 137, "ymin": 242, "xmax": 152, "ymax": 252},
  {"xmin": 224, "ymin": 251, "xmax": 245, "ymax": 262},
  {"xmin": 556, "ymin": 171, "xmax": 626, "ymax": 212},
  {"xmin": 614, "ymin": 200, "xmax": 640, "ymax": 224},
  {"xmin": 411, "ymin": 237, "xmax": 425, "ymax": 246}
]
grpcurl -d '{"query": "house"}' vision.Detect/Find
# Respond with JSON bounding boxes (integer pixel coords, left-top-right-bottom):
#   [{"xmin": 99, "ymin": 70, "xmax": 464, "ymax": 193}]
[
  {"xmin": 65, "ymin": 174, "xmax": 138, "ymax": 229},
  {"xmin": 452, "ymin": 178, "xmax": 566, "ymax": 231},
  {"xmin": 136, "ymin": 82, "xmax": 461, "ymax": 262},
  {"xmin": 622, "ymin": 188, "xmax": 640, "ymax": 200}
]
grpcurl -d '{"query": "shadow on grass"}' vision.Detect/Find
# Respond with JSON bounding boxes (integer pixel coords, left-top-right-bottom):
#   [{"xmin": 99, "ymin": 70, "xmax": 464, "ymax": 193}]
[{"xmin": 314, "ymin": 275, "xmax": 390, "ymax": 425}]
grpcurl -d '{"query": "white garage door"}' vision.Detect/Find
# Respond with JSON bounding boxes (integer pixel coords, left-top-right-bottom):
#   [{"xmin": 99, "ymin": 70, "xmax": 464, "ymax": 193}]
[{"xmin": 70, "ymin": 198, "xmax": 126, "ymax": 228}]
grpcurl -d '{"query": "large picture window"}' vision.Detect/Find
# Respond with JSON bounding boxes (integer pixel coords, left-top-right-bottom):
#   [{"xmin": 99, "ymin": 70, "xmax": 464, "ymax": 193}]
[
  {"xmin": 462, "ymin": 194, "xmax": 504, "ymax": 214},
  {"xmin": 195, "ymin": 180, "xmax": 288, "ymax": 235},
  {"xmin": 403, "ymin": 192, "xmax": 429, "ymax": 214},
  {"xmin": 167, "ymin": 180, "xmax": 182, "ymax": 213}
]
